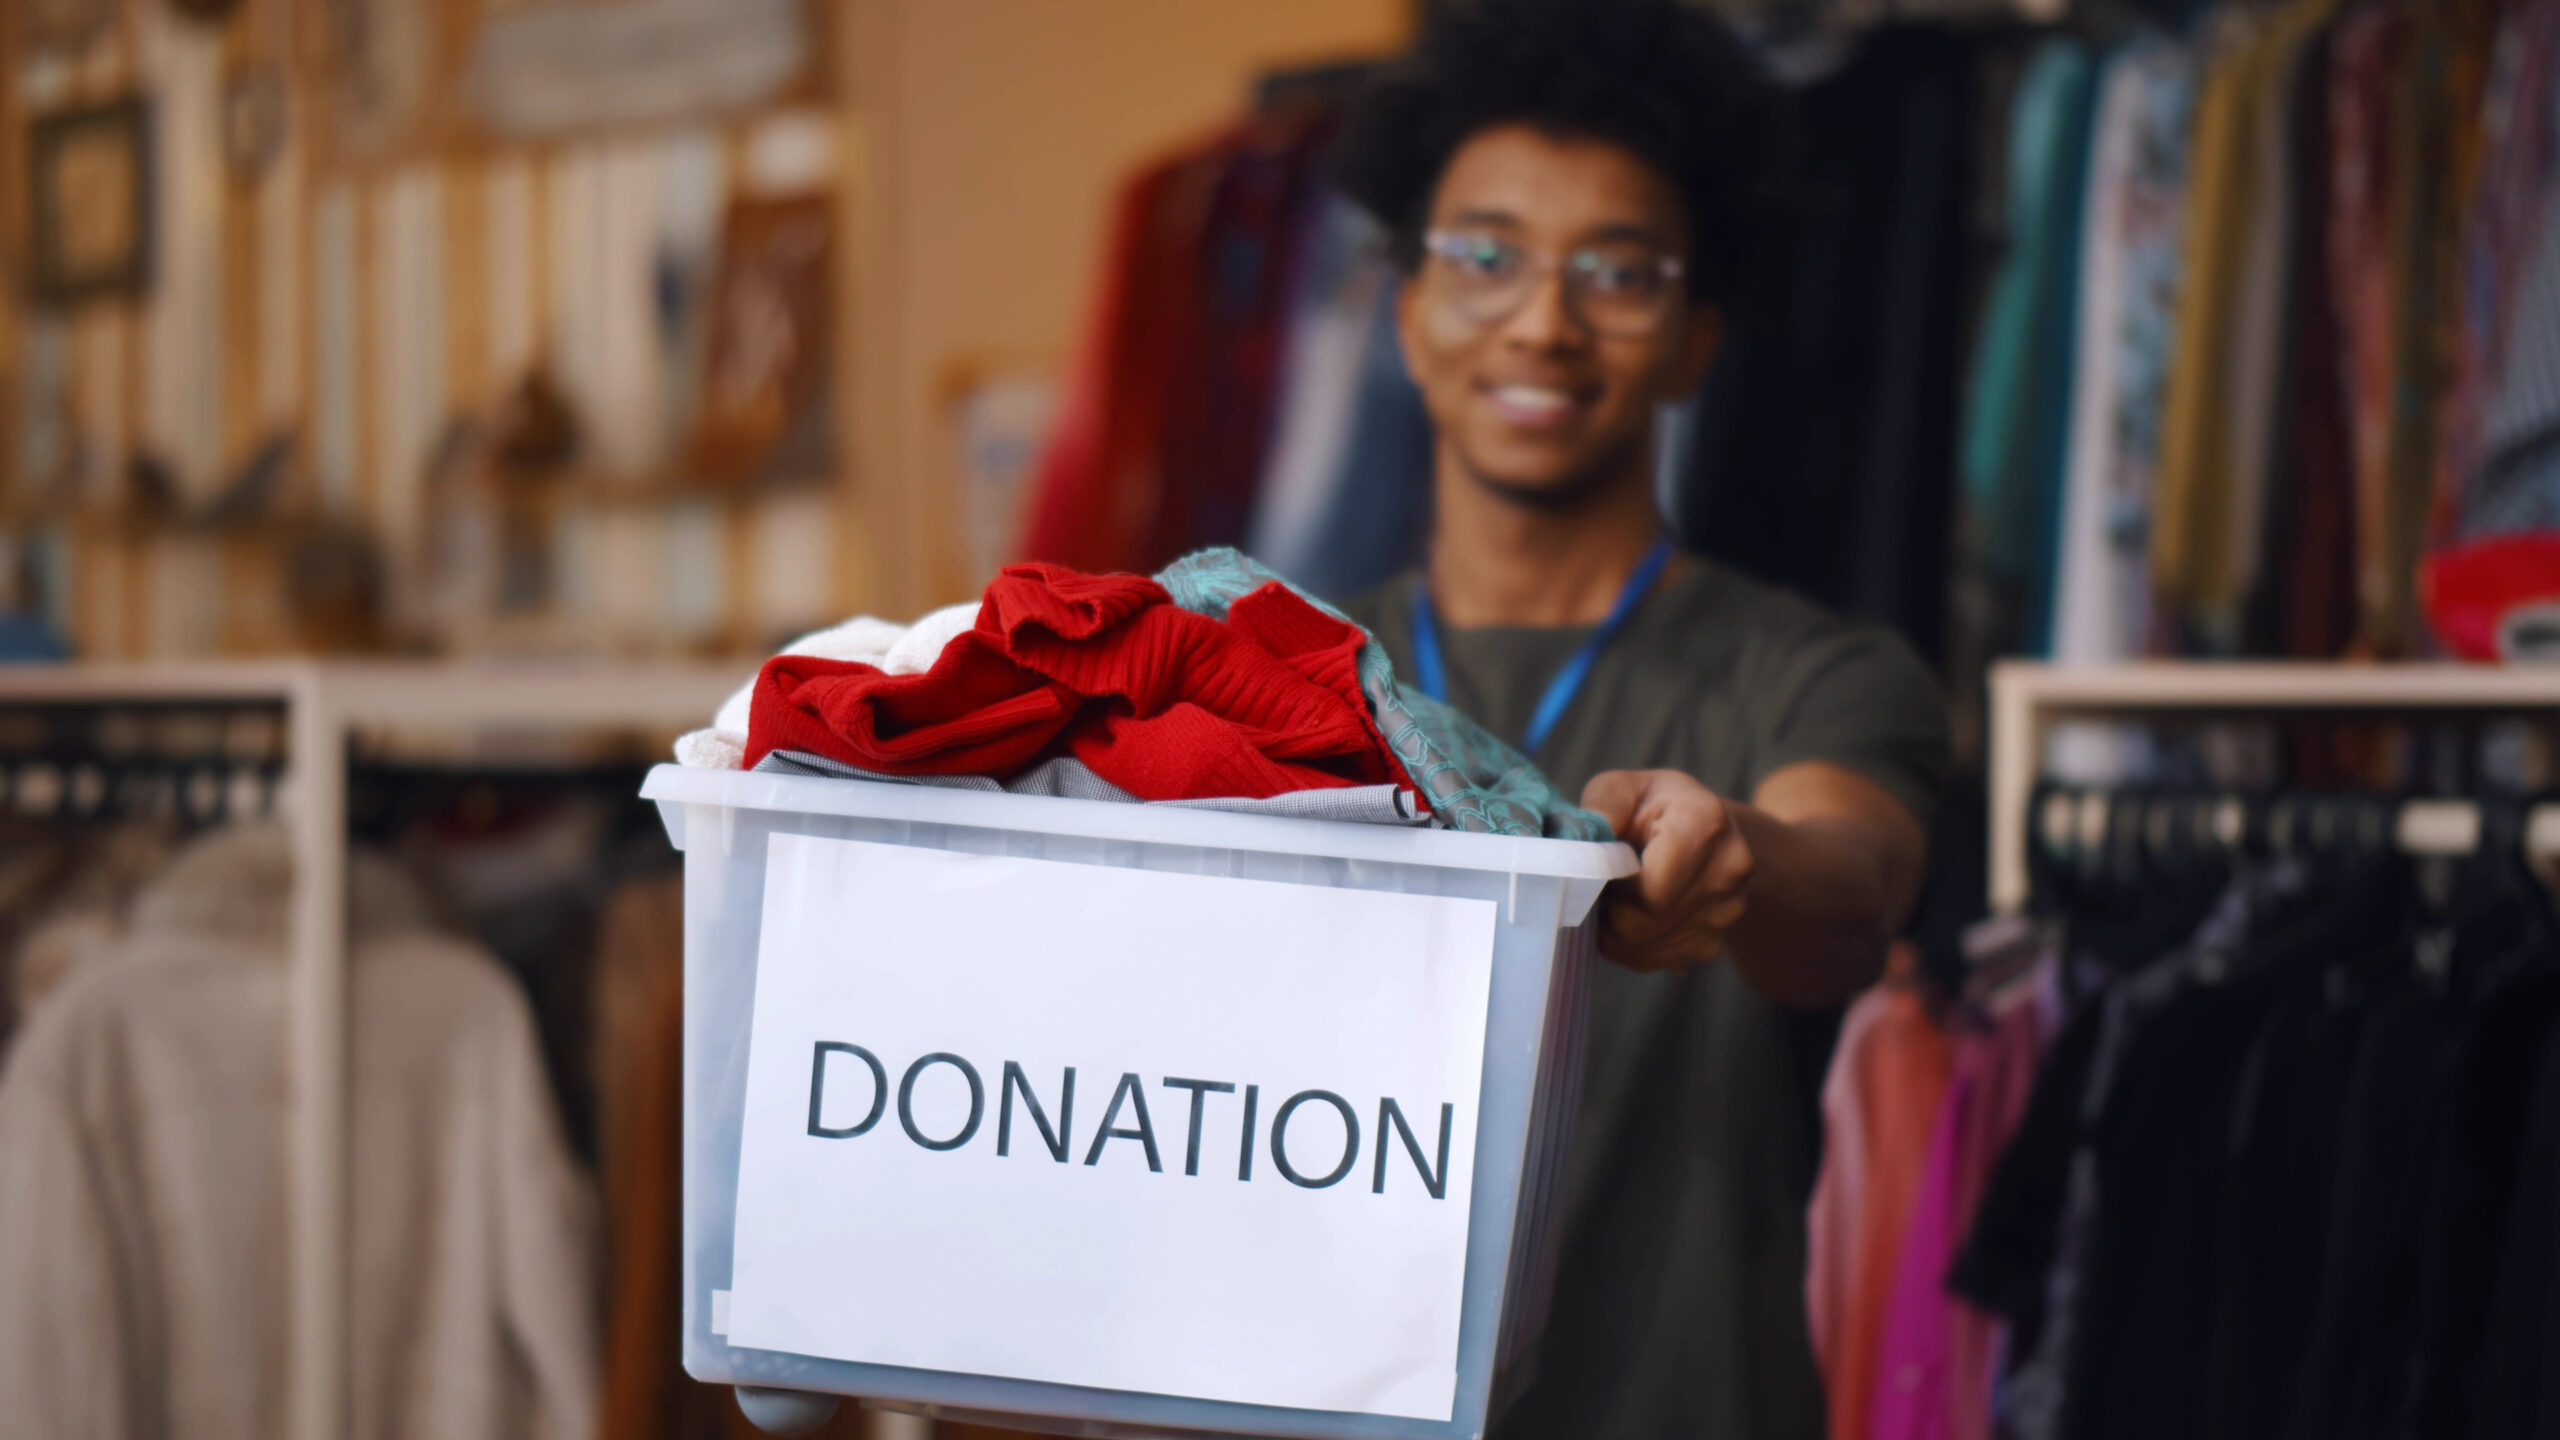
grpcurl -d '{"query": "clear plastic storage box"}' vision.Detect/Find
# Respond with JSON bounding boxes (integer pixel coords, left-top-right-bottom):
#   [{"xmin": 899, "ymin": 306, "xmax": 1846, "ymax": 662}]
[{"xmin": 641, "ymin": 763, "xmax": 1636, "ymax": 1440}]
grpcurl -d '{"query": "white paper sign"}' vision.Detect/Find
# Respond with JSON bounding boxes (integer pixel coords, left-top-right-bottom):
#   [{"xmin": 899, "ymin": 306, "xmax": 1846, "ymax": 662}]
[{"xmin": 725, "ymin": 834, "xmax": 1500, "ymax": 1420}]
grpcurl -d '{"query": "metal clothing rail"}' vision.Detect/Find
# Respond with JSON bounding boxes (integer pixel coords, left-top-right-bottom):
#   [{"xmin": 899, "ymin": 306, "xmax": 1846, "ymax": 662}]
[
  {"xmin": 2023, "ymin": 786, "xmax": 2560, "ymax": 876},
  {"xmin": 1988, "ymin": 661, "xmax": 2560, "ymax": 913},
  {"xmin": 0, "ymin": 661, "xmax": 742, "ymax": 1440}
]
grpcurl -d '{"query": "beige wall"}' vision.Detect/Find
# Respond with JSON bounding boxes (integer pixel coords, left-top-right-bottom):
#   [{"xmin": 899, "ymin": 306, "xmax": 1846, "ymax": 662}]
[{"xmin": 842, "ymin": 0, "xmax": 1411, "ymax": 616}]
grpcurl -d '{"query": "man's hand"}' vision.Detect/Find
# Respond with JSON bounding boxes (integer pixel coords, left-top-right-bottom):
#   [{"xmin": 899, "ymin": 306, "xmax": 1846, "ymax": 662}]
[
  {"xmin": 1579, "ymin": 761, "xmax": 1928, "ymax": 1003},
  {"xmin": 1579, "ymin": 769, "xmax": 1755, "ymax": 973}
]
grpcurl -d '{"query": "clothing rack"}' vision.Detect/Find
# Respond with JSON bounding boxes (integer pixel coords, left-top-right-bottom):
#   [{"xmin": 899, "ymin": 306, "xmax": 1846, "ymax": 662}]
[
  {"xmin": 0, "ymin": 662, "xmax": 740, "ymax": 1440},
  {"xmin": 1988, "ymin": 662, "xmax": 2560, "ymax": 912},
  {"xmin": 2025, "ymin": 785, "xmax": 2560, "ymax": 878}
]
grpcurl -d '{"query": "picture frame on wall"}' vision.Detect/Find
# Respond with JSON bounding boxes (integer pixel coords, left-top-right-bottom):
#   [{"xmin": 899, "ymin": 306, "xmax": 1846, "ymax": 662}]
[
  {"xmin": 690, "ymin": 192, "xmax": 834, "ymax": 487},
  {"xmin": 29, "ymin": 97, "xmax": 154, "ymax": 306}
]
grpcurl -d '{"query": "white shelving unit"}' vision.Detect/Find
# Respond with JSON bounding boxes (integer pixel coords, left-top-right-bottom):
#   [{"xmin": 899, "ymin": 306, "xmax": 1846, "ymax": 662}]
[
  {"xmin": 1988, "ymin": 661, "xmax": 2560, "ymax": 913},
  {"xmin": 0, "ymin": 661, "xmax": 742, "ymax": 1440}
]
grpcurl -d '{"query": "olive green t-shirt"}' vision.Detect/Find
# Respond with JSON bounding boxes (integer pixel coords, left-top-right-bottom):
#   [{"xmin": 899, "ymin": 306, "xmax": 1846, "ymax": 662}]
[{"xmin": 1341, "ymin": 556, "xmax": 1950, "ymax": 1440}]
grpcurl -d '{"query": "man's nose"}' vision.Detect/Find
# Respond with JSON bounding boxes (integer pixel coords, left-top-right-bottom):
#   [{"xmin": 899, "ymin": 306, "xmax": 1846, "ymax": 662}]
[{"xmin": 1499, "ymin": 265, "xmax": 1592, "ymax": 351}]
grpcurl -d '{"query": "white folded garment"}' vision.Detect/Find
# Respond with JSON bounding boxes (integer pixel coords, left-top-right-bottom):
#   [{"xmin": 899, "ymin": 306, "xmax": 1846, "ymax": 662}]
[{"xmin": 674, "ymin": 600, "xmax": 981, "ymax": 770}]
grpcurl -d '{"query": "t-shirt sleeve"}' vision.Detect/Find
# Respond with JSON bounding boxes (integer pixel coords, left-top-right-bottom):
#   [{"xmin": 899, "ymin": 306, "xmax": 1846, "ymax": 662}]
[{"xmin": 1750, "ymin": 623, "xmax": 1950, "ymax": 831}]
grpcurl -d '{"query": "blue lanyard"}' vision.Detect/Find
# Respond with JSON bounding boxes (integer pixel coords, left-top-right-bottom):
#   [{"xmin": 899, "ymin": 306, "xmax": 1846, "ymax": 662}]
[{"xmin": 1408, "ymin": 536, "xmax": 1675, "ymax": 757}]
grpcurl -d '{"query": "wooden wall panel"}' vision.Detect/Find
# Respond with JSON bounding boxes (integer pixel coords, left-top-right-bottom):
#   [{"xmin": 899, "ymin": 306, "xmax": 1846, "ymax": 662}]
[
  {"xmin": 7, "ymin": 0, "xmax": 1409, "ymax": 657},
  {"xmin": 372, "ymin": 168, "xmax": 445, "ymax": 559},
  {"xmin": 482, "ymin": 151, "xmax": 538, "ymax": 398},
  {"xmin": 311, "ymin": 182, "xmax": 360, "ymax": 515}
]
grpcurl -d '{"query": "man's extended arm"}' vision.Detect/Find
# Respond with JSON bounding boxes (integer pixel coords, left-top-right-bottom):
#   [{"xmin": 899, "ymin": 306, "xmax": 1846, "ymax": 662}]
[{"xmin": 1579, "ymin": 762, "xmax": 1927, "ymax": 1006}]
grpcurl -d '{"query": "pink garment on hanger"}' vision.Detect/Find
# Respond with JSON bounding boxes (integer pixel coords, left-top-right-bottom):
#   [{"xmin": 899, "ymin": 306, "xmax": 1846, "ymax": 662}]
[
  {"xmin": 1806, "ymin": 983, "xmax": 1894, "ymax": 1379},
  {"xmin": 1807, "ymin": 952, "xmax": 1957, "ymax": 1440},
  {"xmin": 1867, "ymin": 975, "xmax": 2056, "ymax": 1440}
]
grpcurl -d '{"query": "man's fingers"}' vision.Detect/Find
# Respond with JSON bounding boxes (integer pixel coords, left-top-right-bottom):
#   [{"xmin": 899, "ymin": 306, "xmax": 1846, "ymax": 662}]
[
  {"xmin": 1635, "ymin": 782, "xmax": 1725, "ymax": 912},
  {"xmin": 1586, "ymin": 770, "xmax": 1753, "ymax": 975},
  {"xmin": 1598, "ymin": 905, "xmax": 1681, "ymax": 972},
  {"xmin": 1580, "ymin": 769, "xmax": 1650, "ymax": 838}
]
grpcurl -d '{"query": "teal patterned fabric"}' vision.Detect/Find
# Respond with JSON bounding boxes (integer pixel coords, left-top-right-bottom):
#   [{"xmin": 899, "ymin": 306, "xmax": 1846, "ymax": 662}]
[{"xmin": 1157, "ymin": 548, "xmax": 1615, "ymax": 841}]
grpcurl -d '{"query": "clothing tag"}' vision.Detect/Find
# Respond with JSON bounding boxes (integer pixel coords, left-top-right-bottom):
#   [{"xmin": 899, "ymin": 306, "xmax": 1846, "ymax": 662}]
[{"xmin": 725, "ymin": 833, "xmax": 1499, "ymax": 1420}]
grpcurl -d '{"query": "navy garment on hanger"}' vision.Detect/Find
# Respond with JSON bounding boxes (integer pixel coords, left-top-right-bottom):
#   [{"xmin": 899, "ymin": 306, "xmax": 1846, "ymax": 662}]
[{"xmin": 1672, "ymin": 26, "xmax": 1984, "ymax": 671}]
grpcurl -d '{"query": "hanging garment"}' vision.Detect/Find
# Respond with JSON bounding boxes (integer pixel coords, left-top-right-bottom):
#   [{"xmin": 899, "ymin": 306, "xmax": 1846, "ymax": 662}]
[
  {"xmin": 1958, "ymin": 37, "xmax": 2098, "ymax": 660},
  {"xmin": 5, "ymin": 822, "xmax": 178, "ymax": 1020},
  {"xmin": 2393, "ymin": 962, "xmax": 2560, "ymax": 1440},
  {"xmin": 1974, "ymin": 863, "xmax": 2318, "ymax": 1440},
  {"xmin": 1806, "ymin": 987, "xmax": 1896, "ymax": 1390},
  {"xmin": 2374, "ymin": 0, "xmax": 2505, "ymax": 649},
  {"xmin": 2055, "ymin": 863, "xmax": 2393, "ymax": 1440},
  {"xmin": 2045, "ymin": 36, "xmax": 2198, "ymax": 779},
  {"xmin": 1952, "ymin": 823, "xmax": 2560, "ymax": 1440},
  {"xmin": 1942, "ymin": 993, "xmax": 2106, "ymax": 1440},
  {"xmin": 2285, "ymin": 897, "xmax": 2555, "ymax": 1440},
  {"xmin": 2326, "ymin": 0, "xmax": 2427, "ymax": 653},
  {"xmin": 1866, "ymin": 973, "xmax": 2055, "ymax": 1440},
  {"xmin": 2439, "ymin": 0, "xmax": 2560, "ymax": 541},
  {"xmin": 1805, "ymin": 971, "xmax": 1956, "ymax": 1440},
  {"xmin": 2187, "ymin": 965, "xmax": 2374, "ymax": 1440},
  {"xmin": 1247, "ymin": 194, "xmax": 1394, "ymax": 591},
  {"xmin": 745, "ymin": 562, "xmax": 1414, "ymax": 806},
  {"xmin": 2271, "ymin": 21, "xmax": 2363, "ymax": 658},
  {"xmin": 1016, "ymin": 149, "xmax": 1206, "ymax": 576},
  {"xmin": 1673, "ymin": 26, "xmax": 1980, "ymax": 666},
  {"xmin": 0, "ymin": 824, "xmax": 600, "ymax": 1440},
  {"xmin": 1019, "ymin": 113, "xmax": 1333, "ymax": 578},
  {"xmin": 2474, "ymin": 1021, "xmax": 2560, "ymax": 1440},
  {"xmin": 2150, "ymin": 2, "xmax": 2334, "ymax": 653},
  {"xmin": 2050, "ymin": 42, "xmax": 2155, "ymax": 669},
  {"xmin": 2462, "ymin": 70, "xmax": 2560, "ymax": 539},
  {"xmin": 1243, "ymin": 198, "xmax": 1436, "ymax": 604},
  {"xmin": 1146, "ymin": 110, "xmax": 1334, "ymax": 565},
  {"xmin": 1281, "ymin": 269, "xmax": 1437, "ymax": 604},
  {"xmin": 2216, "ymin": 5, "xmax": 2329, "ymax": 648}
]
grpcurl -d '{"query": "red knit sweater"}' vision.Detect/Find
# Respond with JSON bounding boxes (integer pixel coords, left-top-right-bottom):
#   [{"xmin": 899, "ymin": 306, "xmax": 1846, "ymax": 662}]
[{"xmin": 745, "ymin": 564, "xmax": 1418, "ymax": 807}]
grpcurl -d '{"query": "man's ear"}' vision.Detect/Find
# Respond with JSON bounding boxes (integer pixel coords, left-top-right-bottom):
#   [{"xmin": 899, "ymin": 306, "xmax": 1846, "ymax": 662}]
[{"xmin": 1663, "ymin": 304, "xmax": 1723, "ymax": 399}]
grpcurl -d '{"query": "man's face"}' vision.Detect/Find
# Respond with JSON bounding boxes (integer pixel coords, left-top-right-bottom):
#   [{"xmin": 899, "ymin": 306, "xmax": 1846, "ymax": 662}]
[{"xmin": 1396, "ymin": 125, "xmax": 1719, "ymax": 507}]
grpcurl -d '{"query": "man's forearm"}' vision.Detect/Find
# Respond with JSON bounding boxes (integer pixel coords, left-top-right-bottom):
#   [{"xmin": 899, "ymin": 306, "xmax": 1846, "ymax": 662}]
[{"xmin": 1718, "ymin": 804, "xmax": 1903, "ymax": 1007}]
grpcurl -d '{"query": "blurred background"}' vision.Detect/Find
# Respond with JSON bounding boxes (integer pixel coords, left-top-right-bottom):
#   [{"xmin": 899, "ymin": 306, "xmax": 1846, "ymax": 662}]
[
  {"xmin": 4, "ymin": 0, "xmax": 2560, "ymax": 1437},
  {"xmin": 0, "ymin": 0, "xmax": 1420, "ymax": 663}
]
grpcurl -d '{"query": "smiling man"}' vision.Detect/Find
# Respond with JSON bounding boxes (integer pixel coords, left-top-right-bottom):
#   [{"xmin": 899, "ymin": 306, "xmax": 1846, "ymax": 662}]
[{"xmin": 1330, "ymin": 2, "xmax": 1951, "ymax": 1436}]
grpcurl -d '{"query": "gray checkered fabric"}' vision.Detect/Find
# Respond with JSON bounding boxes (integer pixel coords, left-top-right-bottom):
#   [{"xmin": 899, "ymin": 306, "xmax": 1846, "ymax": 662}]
[{"xmin": 1155, "ymin": 548, "xmax": 1614, "ymax": 840}]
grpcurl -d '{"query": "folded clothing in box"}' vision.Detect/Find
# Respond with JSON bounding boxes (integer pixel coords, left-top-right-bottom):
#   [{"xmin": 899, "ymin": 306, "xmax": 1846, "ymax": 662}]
[
  {"xmin": 677, "ymin": 549, "xmax": 1612, "ymax": 841},
  {"xmin": 747, "ymin": 563, "xmax": 1416, "ymax": 808}
]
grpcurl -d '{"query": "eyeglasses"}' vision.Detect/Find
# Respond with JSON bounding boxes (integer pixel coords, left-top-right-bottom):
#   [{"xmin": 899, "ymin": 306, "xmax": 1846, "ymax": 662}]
[{"xmin": 1420, "ymin": 229, "xmax": 1687, "ymax": 338}]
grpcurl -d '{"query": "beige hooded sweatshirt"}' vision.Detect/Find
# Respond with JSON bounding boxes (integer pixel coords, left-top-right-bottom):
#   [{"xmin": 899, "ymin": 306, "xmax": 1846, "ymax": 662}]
[{"xmin": 0, "ymin": 825, "xmax": 600, "ymax": 1440}]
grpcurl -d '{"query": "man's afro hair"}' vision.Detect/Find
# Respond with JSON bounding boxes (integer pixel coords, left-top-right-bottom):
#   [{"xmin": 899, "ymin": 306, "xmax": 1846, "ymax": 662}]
[{"xmin": 1331, "ymin": 0, "xmax": 1788, "ymax": 311}]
